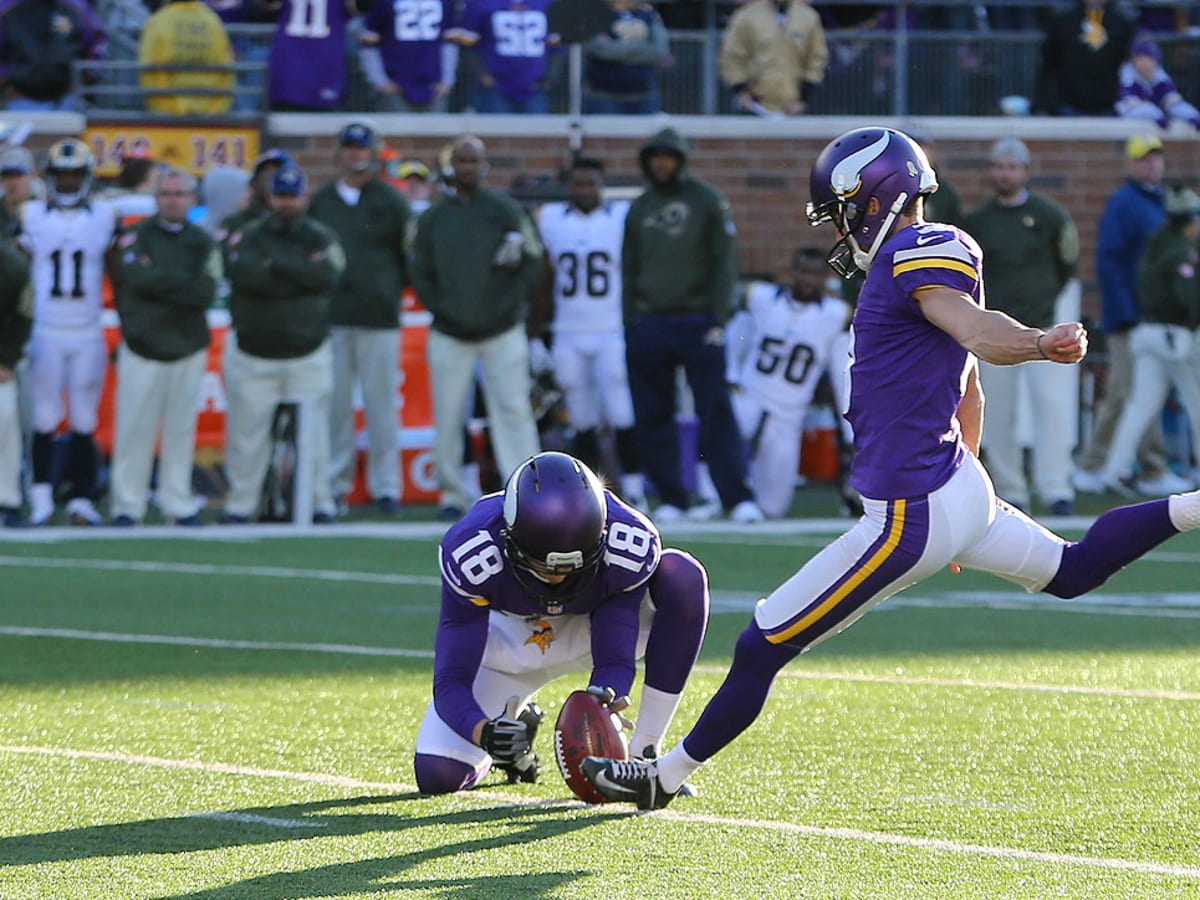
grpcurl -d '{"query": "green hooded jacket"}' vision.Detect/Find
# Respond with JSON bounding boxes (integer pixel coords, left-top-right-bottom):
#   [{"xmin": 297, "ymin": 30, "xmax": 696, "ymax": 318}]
[
  {"xmin": 0, "ymin": 240, "xmax": 31, "ymax": 369},
  {"xmin": 623, "ymin": 127, "xmax": 738, "ymax": 321}
]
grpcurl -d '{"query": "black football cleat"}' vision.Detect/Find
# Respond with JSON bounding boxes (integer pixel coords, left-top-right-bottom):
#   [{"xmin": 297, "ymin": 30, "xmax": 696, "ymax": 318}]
[{"xmin": 581, "ymin": 756, "xmax": 678, "ymax": 810}]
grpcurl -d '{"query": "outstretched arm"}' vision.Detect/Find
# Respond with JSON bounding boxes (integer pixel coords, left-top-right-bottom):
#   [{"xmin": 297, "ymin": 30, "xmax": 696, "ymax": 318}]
[{"xmin": 915, "ymin": 285, "xmax": 1087, "ymax": 366}]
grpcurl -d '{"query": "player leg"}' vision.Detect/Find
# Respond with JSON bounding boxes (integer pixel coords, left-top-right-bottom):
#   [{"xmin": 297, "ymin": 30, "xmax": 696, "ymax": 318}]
[
  {"xmin": 283, "ymin": 341, "xmax": 335, "ymax": 519},
  {"xmin": 109, "ymin": 344, "xmax": 166, "ymax": 522},
  {"xmin": 628, "ymin": 549, "xmax": 710, "ymax": 758},
  {"xmin": 678, "ymin": 318, "xmax": 754, "ymax": 511},
  {"xmin": 358, "ymin": 328, "xmax": 401, "ymax": 504},
  {"xmin": 326, "ymin": 327, "xmax": 357, "ymax": 505},
  {"xmin": 625, "ymin": 316, "xmax": 688, "ymax": 510},
  {"xmin": 222, "ymin": 344, "xmax": 283, "ymax": 519},
  {"xmin": 596, "ymin": 329, "xmax": 645, "ymax": 507},
  {"xmin": 61, "ymin": 329, "xmax": 107, "ymax": 524},
  {"xmin": 0, "ymin": 377, "xmax": 21, "ymax": 517},
  {"xmin": 155, "ymin": 348, "xmax": 207, "ymax": 521},
  {"xmin": 1027, "ymin": 360, "xmax": 1076, "ymax": 510},
  {"xmin": 955, "ymin": 477, "xmax": 1200, "ymax": 602},
  {"xmin": 27, "ymin": 330, "xmax": 67, "ymax": 524},
  {"xmin": 750, "ymin": 404, "xmax": 802, "ymax": 519},
  {"xmin": 589, "ymin": 456, "xmax": 996, "ymax": 807},
  {"xmin": 413, "ymin": 612, "xmax": 592, "ymax": 794},
  {"xmin": 427, "ymin": 330, "xmax": 478, "ymax": 513},
  {"xmin": 978, "ymin": 361, "xmax": 1028, "ymax": 509},
  {"xmin": 552, "ymin": 332, "xmax": 602, "ymax": 471},
  {"xmin": 477, "ymin": 323, "xmax": 540, "ymax": 482}
]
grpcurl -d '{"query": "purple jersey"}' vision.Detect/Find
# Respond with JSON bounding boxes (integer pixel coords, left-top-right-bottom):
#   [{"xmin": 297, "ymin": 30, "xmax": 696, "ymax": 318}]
[
  {"xmin": 433, "ymin": 491, "xmax": 661, "ymax": 742},
  {"xmin": 846, "ymin": 222, "xmax": 980, "ymax": 500},
  {"xmin": 457, "ymin": 0, "xmax": 553, "ymax": 102},
  {"xmin": 362, "ymin": 0, "xmax": 452, "ymax": 105},
  {"xmin": 268, "ymin": 0, "xmax": 351, "ymax": 108}
]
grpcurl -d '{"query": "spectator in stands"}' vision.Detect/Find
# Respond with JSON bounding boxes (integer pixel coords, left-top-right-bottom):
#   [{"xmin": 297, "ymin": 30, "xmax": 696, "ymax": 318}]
[
  {"xmin": 359, "ymin": 0, "xmax": 457, "ymax": 112},
  {"xmin": 1075, "ymin": 133, "xmax": 1191, "ymax": 496},
  {"xmin": 217, "ymin": 148, "xmax": 289, "ymax": 246},
  {"xmin": 266, "ymin": 0, "xmax": 363, "ymax": 110},
  {"xmin": 0, "ymin": 237, "xmax": 30, "ymax": 527},
  {"xmin": 109, "ymin": 167, "xmax": 220, "ymax": 527},
  {"xmin": 1099, "ymin": 185, "xmax": 1200, "ymax": 491},
  {"xmin": 1115, "ymin": 37, "xmax": 1200, "ymax": 130},
  {"xmin": 719, "ymin": 0, "xmax": 827, "ymax": 116},
  {"xmin": 582, "ymin": 0, "xmax": 669, "ymax": 115},
  {"xmin": 139, "ymin": 0, "xmax": 235, "ymax": 115},
  {"xmin": 1034, "ymin": 0, "xmax": 1135, "ymax": 116},
  {"xmin": 206, "ymin": 0, "xmax": 275, "ymax": 112},
  {"xmin": 966, "ymin": 138, "xmax": 1081, "ymax": 516},
  {"xmin": 0, "ymin": 145, "xmax": 33, "ymax": 237},
  {"xmin": 623, "ymin": 127, "xmax": 761, "ymax": 524},
  {"xmin": 451, "ymin": 0, "xmax": 558, "ymax": 113},
  {"xmin": 309, "ymin": 122, "xmax": 412, "ymax": 517},
  {"xmin": 0, "ymin": 0, "xmax": 107, "ymax": 111},
  {"xmin": 222, "ymin": 164, "xmax": 344, "ymax": 524},
  {"xmin": 410, "ymin": 135, "xmax": 542, "ymax": 521}
]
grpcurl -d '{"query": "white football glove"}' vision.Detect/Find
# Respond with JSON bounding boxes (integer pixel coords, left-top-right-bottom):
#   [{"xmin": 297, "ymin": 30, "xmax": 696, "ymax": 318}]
[
  {"xmin": 528, "ymin": 337, "xmax": 554, "ymax": 375},
  {"xmin": 492, "ymin": 231, "xmax": 525, "ymax": 269},
  {"xmin": 586, "ymin": 684, "xmax": 633, "ymax": 731}
]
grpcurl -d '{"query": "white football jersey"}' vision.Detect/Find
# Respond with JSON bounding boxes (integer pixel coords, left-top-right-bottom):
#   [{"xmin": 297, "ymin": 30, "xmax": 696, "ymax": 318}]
[
  {"xmin": 537, "ymin": 200, "xmax": 627, "ymax": 334},
  {"xmin": 20, "ymin": 199, "xmax": 118, "ymax": 330},
  {"xmin": 729, "ymin": 282, "xmax": 850, "ymax": 419}
]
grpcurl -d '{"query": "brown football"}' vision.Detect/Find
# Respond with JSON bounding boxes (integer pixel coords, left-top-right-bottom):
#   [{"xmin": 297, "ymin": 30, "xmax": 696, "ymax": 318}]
[{"xmin": 553, "ymin": 689, "xmax": 629, "ymax": 803}]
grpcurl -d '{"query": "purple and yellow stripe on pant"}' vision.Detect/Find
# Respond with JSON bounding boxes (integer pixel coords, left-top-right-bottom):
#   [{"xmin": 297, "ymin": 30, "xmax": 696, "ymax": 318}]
[{"xmin": 762, "ymin": 497, "xmax": 931, "ymax": 649}]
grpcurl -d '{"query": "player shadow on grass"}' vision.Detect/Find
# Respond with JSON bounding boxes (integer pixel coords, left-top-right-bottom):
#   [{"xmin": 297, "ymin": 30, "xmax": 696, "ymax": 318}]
[{"xmin": 0, "ymin": 792, "xmax": 624, "ymax": 899}]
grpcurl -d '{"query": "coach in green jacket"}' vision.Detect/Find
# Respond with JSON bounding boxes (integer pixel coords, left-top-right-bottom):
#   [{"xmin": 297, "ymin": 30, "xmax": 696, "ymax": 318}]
[
  {"xmin": 309, "ymin": 122, "xmax": 412, "ymax": 515},
  {"xmin": 110, "ymin": 167, "xmax": 221, "ymax": 526},
  {"xmin": 0, "ymin": 238, "xmax": 31, "ymax": 526},
  {"xmin": 224, "ymin": 164, "xmax": 346, "ymax": 524},
  {"xmin": 621, "ymin": 126, "xmax": 759, "ymax": 524},
  {"xmin": 410, "ymin": 135, "xmax": 541, "ymax": 520}
]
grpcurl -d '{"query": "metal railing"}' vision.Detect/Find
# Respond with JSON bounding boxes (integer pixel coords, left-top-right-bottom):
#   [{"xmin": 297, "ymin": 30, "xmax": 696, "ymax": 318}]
[{"xmin": 67, "ymin": 20, "xmax": 1200, "ymax": 118}]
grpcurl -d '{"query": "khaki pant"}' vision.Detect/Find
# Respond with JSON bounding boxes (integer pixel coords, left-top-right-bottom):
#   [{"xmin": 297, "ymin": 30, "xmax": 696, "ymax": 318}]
[{"xmin": 329, "ymin": 326, "xmax": 401, "ymax": 501}]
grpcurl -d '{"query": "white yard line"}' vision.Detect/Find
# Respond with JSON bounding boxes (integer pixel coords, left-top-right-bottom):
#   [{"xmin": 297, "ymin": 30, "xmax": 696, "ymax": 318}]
[
  {"xmin": 0, "ymin": 626, "xmax": 435, "ymax": 659},
  {"xmin": 0, "ymin": 555, "xmax": 440, "ymax": 586},
  {"xmin": 1, "ymin": 744, "xmax": 1197, "ymax": 879},
  {"xmin": 191, "ymin": 811, "xmax": 327, "ymax": 829},
  {"xmin": 3, "ymin": 624, "xmax": 1197, "ymax": 701}
]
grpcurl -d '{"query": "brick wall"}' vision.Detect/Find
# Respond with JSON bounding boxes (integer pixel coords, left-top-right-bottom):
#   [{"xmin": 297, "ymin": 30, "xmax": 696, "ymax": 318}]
[{"xmin": 274, "ymin": 120, "xmax": 1200, "ymax": 325}]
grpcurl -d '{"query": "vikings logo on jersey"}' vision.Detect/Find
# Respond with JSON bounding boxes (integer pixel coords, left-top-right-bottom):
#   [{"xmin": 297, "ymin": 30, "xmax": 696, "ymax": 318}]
[{"xmin": 524, "ymin": 618, "xmax": 556, "ymax": 653}]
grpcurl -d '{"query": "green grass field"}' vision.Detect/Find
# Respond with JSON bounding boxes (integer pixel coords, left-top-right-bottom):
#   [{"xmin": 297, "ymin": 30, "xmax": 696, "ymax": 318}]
[{"xmin": 1, "ymin": 508, "xmax": 1199, "ymax": 899}]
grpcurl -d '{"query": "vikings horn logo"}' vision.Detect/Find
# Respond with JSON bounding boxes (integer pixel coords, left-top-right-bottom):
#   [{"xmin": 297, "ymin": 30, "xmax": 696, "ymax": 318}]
[{"xmin": 524, "ymin": 619, "xmax": 556, "ymax": 654}]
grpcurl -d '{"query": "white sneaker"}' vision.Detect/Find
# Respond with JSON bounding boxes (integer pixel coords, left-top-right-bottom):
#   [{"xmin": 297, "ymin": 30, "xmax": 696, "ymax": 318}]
[
  {"xmin": 66, "ymin": 497, "xmax": 103, "ymax": 526},
  {"xmin": 30, "ymin": 483, "xmax": 54, "ymax": 526},
  {"xmin": 686, "ymin": 500, "xmax": 721, "ymax": 522},
  {"xmin": 730, "ymin": 500, "xmax": 765, "ymax": 523},
  {"xmin": 653, "ymin": 504, "xmax": 686, "ymax": 524},
  {"xmin": 1071, "ymin": 468, "xmax": 1107, "ymax": 494},
  {"xmin": 1135, "ymin": 471, "xmax": 1196, "ymax": 496}
]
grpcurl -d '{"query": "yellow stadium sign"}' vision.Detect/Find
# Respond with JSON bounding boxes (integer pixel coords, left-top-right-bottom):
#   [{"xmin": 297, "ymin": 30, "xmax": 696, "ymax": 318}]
[{"xmin": 83, "ymin": 122, "xmax": 262, "ymax": 177}]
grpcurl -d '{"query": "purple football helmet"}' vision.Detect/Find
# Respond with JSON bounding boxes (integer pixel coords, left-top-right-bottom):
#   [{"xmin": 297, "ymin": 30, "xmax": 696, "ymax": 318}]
[
  {"xmin": 502, "ymin": 452, "xmax": 608, "ymax": 610},
  {"xmin": 806, "ymin": 127, "xmax": 938, "ymax": 278}
]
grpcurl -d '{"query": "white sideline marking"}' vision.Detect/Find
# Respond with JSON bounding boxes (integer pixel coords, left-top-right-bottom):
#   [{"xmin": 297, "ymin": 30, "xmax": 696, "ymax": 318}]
[
  {"xmin": 0, "ymin": 555, "xmax": 440, "ymax": 587},
  {"xmin": 3, "ymin": 624, "xmax": 1198, "ymax": 701},
  {"xmin": 2, "ymin": 744, "xmax": 1197, "ymax": 880},
  {"xmin": 658, "ymin": 810, "xmax": 1200, "ymax": 880},
  {"xmin": 0, "ymin": 627, "xmax": 435, "ymax": 659},
  {"xmin": 716, "ymin": 666, "xmax": 1200, "ymax": 702},
  {"xmin": 192, "ymin": 811, "xmax": 327, "ymax": 829}
]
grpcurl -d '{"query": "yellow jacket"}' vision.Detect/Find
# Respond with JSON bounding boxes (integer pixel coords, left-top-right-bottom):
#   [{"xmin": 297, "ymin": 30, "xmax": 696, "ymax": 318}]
[
  {"xmin": 138, "ymin": 1, "xmax": 235, "ymax": 115},
  {"xmin": 719, "ymin": 0, "xmax": 827, "ymax": 112}
]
